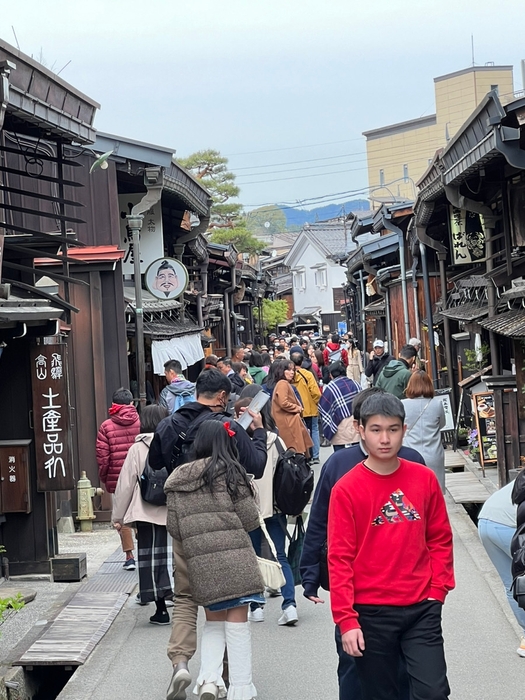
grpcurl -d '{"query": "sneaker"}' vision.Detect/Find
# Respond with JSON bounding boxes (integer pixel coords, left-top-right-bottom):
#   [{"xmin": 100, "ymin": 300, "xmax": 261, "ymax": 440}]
[
  {"xmin": 149, "ymin": 610, "xmax": 170, "ymax": 625},
  {"xmin": 265, "ymin": 586, "xmax": 281, "ymax": 597},
  {"xmin": 135, "ymin": 593, "xmax": 149, "ymax": 606},
  {"xmin": 200, "ymin": 682, "xmax": 219, "ymax": 699},
  {"xmin": 123, "ymin": 558, "xmax": 136, "ymax": 570},
  {"xmin": 248, "ymin": 607, "xmax": 265, "ymax": 623},
  {"xmin": 312, "ymin": 457, "xmax": 320, "ymax": 464},
  {"xmin": 278, "ymin": 605, "xmax": 298, "ymax": 626},
  {"xmin": 518, "ymin": 637, "xmax": 525, "ymax": 657},
  {"xmin": 167, "ymin": 662, "xmax": 191, "ymax": 700}
]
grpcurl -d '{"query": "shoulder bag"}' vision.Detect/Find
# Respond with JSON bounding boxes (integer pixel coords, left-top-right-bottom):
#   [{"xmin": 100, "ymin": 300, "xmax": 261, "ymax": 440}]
[{"xmin": 257, "ymin": 516, "xmax": 286, "ymax": 590}]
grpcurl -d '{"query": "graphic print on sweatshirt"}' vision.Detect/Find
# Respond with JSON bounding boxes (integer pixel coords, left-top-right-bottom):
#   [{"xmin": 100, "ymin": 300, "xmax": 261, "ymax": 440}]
[{"xmin": 371, "ymin": 488, "xmax": 421, "ymax": 526}]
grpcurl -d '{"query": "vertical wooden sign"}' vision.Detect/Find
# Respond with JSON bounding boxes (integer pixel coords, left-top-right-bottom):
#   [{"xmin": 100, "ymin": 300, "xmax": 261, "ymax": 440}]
[{"xmin": 31, "ymin": 344, "xmax": 74, "ymax": 491}]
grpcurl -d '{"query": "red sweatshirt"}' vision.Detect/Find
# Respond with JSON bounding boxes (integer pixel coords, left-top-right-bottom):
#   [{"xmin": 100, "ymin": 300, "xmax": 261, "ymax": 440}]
[{"xmin": 328, "ymin": 459, "xmax": 454, "ymax": 634}]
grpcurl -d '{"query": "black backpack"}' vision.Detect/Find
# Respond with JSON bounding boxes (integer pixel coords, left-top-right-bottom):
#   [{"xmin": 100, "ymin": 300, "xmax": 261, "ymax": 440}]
[
  {"xmin": 140, "ymin": 455, "xmax": 168, "ymax": 506},
  {"xmin": 273, "ymin": 440, "xmax": 314, "ymax": 516}
]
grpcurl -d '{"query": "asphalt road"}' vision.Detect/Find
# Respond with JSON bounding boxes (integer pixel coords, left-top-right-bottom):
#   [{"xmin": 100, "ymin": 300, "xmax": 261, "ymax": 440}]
[{"xmin": 58, "ymin": 449, "xmax": 525, "ymax": 700}]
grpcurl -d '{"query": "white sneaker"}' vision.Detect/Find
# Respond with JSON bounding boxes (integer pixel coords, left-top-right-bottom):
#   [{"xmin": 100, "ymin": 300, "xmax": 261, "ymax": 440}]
[
  {"xmin": 199, "ymin": 682, "xmax": 218, "ymax": 699},
  {"xmin": 167, "ymin": 663, "xmax": 191, "ymax": 700},
  {"xmin": 278, "ymin": 605, "xmax": 298, "ymax": 626},
  {"xmin": 248, "ymin": 607, "xmax": 264, "ymax": 623}
]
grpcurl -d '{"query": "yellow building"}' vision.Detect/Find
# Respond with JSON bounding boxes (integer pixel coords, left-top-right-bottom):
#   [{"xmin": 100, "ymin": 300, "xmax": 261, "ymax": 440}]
[{"xmin": 364, "ymin": 65, "xmax": 515, "ymax": 203}]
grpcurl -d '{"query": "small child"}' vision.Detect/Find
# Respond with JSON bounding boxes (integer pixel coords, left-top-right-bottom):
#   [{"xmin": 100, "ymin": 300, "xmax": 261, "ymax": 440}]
[
  {"xmin": 328, "ymin": 392, "xmax": 455, "ymax": 699},
  {"xmin": 165, "ymin": 420, "xmax": 263, "ymax": 700}
]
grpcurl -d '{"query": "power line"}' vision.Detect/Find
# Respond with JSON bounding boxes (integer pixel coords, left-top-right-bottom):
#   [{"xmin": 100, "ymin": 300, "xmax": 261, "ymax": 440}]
[
  {"xmin": 225, "ymin": 137, "xmax": 365, "ymax": 158},
  {"xmin": 238, "ymin": 165, "xmax": 369, "ymax": 185},
  {"xmin": 232, "ymin": 150, "xmax": 366, "ymax": 171},
  {"xmin": 236, "ymin": 158, "xmax": 368, "ymax": 180}
]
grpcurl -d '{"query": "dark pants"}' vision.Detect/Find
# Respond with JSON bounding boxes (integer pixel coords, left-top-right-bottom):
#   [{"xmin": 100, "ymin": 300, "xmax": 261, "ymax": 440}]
[
  {"xmin": 333, "ymin": 444, "xmax": 346, "ymax": 453},
  {"xmin": 335, "ymin": 626, "xmax": 411, "ymax": 700},
  {"xmin": 354, "ymin": 601, "xmax": 449, "ymax": 700}
]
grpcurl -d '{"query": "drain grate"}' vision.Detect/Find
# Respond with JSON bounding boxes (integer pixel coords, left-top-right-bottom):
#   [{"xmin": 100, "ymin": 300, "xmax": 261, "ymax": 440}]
[{"xmin": 80, "ymin": 547, "xmax": 138, "ymax": 594}]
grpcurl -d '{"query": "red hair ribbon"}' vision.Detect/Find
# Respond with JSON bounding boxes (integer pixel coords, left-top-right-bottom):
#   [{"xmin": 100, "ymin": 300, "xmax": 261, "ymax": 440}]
[{"xmin": 223, "ymin": 421, "xmax": 235, "ymax": 438}]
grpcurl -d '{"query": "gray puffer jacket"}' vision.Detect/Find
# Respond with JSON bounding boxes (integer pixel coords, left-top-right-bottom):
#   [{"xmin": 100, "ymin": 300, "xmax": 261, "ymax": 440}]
[{"xmin": 165, "ymin": 458, "xmax": 264, "ymax": 607}]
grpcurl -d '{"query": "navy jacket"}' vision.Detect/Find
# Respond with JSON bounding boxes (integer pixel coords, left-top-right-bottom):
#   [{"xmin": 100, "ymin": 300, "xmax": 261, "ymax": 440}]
[{"xmin": 300, "ymin": 443, "xmax": 426, "ymax": 598}]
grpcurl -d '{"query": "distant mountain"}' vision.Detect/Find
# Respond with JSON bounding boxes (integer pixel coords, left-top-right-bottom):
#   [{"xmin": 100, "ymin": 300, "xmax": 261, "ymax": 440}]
[{"xmin": 280, "ymin": 199, "xmax": 369, "ymax": 228}]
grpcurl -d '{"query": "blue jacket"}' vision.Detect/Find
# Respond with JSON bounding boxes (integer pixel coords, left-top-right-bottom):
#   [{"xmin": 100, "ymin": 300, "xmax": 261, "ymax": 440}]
[{"xmin": 300, "ymin": 443, "xmax": 426, "ymax": 598}]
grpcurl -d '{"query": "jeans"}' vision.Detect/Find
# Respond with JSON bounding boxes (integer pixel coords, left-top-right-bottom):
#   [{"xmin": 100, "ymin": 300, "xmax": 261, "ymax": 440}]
[
  {"xmin": 354, "ymin": 601, "xmax": 449, "ymax": 700},
  {"xmin": 249, "ymin": 513, "xmax": 296, "ymax": 610},
  {"xmin": 304, "ymin": 416, "xmax": 320, "ymax": 459},
  {"xmin": 478, "ymin": 518, "xmax": 525, "ymax": 632},
  {"xmin": 335, "ymin": 626, "xmax": 410, "ymax": 700}
]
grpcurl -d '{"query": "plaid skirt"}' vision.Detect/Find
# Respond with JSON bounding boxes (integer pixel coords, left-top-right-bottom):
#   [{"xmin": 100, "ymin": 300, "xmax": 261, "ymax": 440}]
[{"xmin": 136, "ymin": 522, "xmax": 173, "ymax": 603}]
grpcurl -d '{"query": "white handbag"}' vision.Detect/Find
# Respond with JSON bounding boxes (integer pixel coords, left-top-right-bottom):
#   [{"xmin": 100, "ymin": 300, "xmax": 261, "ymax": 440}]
[{"xmin": 256, "ymin": 516, "xmax": 286, "ymax": 589}]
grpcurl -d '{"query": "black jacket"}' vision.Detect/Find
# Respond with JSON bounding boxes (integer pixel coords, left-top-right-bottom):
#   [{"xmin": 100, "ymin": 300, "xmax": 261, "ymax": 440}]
[
  {"xmin": 149, "ymin": 401, "xmax": 267, "ymax": 478},
  {"xmin": 364, "ymin": 352, "xmax": 392, "ymax": 384},
  {"xmin": 230, "ymin": 372, "xmax": 246, "ymax": 394}
]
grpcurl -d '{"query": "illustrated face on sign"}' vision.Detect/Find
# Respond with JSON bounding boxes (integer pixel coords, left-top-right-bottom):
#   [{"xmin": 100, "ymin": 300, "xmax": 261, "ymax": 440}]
[{"xmin": 154, "ymin": 262, "xmax": 179, "ymax": 297}]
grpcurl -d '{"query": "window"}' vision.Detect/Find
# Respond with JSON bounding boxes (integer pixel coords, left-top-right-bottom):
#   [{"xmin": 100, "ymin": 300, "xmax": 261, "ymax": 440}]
[
  {"xmin": 293, "ymin": 269, "xmax": 306, "ymax": 290},
  {"xmin": 379, "ymin": 169, "xmax": 385, "ymax": 186},
  {"xmin": 314, "ymin": 267, "xmax": 327, "ymax": 288},
  {"xmin": 403, "ymin": 164, "xmax": 409, "ymax": 182}
]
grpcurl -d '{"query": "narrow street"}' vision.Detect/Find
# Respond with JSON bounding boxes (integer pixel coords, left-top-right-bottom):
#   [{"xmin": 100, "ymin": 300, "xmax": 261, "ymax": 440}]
[{"xmin": 56, "ymin": 451, "xmax": 525, "ymax": 700}]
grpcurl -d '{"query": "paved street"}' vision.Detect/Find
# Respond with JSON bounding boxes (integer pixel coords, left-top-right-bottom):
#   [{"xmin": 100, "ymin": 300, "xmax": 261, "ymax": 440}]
[{"xmin": 56, "ymin": 450, "xmax": 525, "ymax": 700}]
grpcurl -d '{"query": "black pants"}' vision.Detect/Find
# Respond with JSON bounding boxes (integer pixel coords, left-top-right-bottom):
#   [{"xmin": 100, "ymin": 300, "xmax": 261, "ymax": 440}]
[
  {"xmin": 354, "ymin": 601, "xmax": 449, "ymax": 700},
  {"xmin": 335, "ymin": 626, "xmax": 411, "ymax": 700}
]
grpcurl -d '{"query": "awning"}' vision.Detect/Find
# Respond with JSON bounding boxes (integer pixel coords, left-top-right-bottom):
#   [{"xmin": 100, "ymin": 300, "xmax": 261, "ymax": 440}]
[
  {"xmin": 440, "ymin": 303, "xmax": 489, "ymax": 322},
  {"xmin": 363, "ymin": 300, "xmax": 386, "ymax": 316},
  {"xmin": 479, "ymin": 309, "xmax": 525, "ymax": 338},
  {"xmin": 124, "ymin": 287, "xmax": 181, "ymax": 312},
  {"xmin": 151, "ymin": 334, "xmax": 205, "ymax": 373},
  {"xmin": 277, "ymin": 319, "xmax": 295, "ymax": 328}
]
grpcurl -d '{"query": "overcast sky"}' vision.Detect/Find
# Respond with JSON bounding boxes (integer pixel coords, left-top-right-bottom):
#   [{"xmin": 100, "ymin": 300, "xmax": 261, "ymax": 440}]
[{"xmin": 4, "ymin": 1, "xmax": 525, "ymax": 210}]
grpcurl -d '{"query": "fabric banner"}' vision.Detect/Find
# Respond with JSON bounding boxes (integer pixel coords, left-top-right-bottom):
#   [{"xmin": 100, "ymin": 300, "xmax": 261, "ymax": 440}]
[{"xmin": 151, "ymin": 333, "xmax": 204, "ymax": 374}]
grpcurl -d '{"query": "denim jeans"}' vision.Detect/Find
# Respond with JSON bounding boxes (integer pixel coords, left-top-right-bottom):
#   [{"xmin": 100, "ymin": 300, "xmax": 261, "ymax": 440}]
[
  {"xmin": 478, "ymin": 518, "xmax": 525, "ymax": 633},
  {"xmin": 249, "ymin": 513, "xmax": 296, "ymax": 610},
  {"xmin": 304, "ymin": 416, "xmax": 320, "ymax": 459}
]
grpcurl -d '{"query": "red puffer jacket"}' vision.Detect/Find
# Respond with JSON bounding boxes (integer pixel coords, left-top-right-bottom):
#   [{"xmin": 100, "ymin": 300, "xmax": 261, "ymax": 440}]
[{"xmin": 96, "ymin": 404, "xmax": 140, "ymax": 493}]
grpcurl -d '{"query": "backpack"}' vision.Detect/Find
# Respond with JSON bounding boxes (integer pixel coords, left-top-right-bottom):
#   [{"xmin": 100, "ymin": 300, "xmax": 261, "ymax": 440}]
[
  {"xmin": 328, "ymin": 347, "xmax": 342, "ymax": 363},
  {"xmin": 172, "ymin": 392, "xmax": 195, "ymax": 414},
  {"xmin": 139, "ymin": 455, "xmax": 168, "ymax": 506},
  {"xmin": 273, "ymin": 440, "xmax": 314, "ymax": 516}
]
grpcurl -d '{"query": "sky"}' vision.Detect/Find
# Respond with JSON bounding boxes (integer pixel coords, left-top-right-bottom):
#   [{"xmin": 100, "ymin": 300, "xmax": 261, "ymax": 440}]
[{"xmin": 4, "ymin": 0, "xmax": 525, "ymax": 211}]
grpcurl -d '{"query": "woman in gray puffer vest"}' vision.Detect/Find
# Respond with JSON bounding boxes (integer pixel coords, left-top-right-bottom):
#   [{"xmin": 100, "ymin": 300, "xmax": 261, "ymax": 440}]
[{"xmin": 165, "ymin": 420, "xmax": 264, "ymax": 700}]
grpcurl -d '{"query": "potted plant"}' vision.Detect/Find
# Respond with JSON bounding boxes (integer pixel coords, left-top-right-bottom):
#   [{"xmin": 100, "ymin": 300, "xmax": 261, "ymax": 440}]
[{"xmin": 466, "ymin": 428, "xmax": 480, "ymax": 462}]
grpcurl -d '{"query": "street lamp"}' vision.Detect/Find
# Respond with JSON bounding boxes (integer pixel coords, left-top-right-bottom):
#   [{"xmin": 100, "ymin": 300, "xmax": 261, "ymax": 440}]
[{"xmin": 127, "ymin": 213, "xmax": 146, "ymax": 410}]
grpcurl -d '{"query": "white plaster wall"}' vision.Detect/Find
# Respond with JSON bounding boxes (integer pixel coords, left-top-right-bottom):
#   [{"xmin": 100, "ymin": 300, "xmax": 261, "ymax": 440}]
[{"xmin": 292, "ymin": 242, "xmax": 347, "ymax": 313}]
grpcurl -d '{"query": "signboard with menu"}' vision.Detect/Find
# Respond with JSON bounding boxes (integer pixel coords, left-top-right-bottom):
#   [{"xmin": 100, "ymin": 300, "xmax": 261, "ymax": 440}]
[
  {"xmin": 472, "ymin": 391, "xmax": 498, "ymax": 467},
  {"xmin": 449, "ymin": 206, "xmax": 486, "ymax": 265},
  {"xmin": 31, "ymin": 343, "xmax": 74, "ymax": 491}
]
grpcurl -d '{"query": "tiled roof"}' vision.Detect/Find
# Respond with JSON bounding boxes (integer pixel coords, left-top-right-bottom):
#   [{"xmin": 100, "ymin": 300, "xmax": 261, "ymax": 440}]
[{"xmin": 303, "ymin": 220, "xmax": 356, "ymax": 257}]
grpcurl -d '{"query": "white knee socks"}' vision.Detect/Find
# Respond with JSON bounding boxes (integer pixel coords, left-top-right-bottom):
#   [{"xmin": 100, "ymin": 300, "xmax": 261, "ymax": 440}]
[
  {"xmin": 225, "ymin": 621, "xmax": 257, "ymax": 700},
  {"xmin": 194, "ymin": 621, "xmax": 227, "ymax": 697}
]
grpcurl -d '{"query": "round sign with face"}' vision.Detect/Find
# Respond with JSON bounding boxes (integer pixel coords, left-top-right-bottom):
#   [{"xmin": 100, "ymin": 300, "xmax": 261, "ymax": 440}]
[{"xmin": 145, "ymin": 257, "xmax": 189, "ymax": 300}]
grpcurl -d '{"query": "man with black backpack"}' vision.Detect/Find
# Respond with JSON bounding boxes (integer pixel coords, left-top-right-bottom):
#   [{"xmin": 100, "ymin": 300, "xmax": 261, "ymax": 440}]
[{"xmin": 149, "ymin": 369, "xmax": 267, "ymax": 700}]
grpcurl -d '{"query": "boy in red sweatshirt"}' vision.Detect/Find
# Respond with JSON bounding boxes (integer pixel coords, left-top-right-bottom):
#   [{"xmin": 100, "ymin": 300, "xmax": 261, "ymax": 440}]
[{"xmin": 328, "ymin": 392, "xmax": 454, "ymax": 700}]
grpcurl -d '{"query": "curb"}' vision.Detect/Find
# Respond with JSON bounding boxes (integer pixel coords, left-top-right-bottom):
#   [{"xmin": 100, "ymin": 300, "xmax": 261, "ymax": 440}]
[{"xmin": 446, "ymin": 497, "xmax": 521, "ymax": 640}]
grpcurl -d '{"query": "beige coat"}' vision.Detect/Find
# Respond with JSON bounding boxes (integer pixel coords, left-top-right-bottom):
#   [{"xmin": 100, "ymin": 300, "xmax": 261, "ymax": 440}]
[
  {"xmin": 112, "ymin": 434, "xmax": 168, "ymax": 527},
  {"xmin": 254, "ymin": 432, "xmax": 287, "ymax": 519},
  {"xmin": 272, "ymin": 380, "xmax": 313, "ymax": 455},
  {"xmin": 346, "ymin": 349, "xmax": 363, "ymax": 383}
]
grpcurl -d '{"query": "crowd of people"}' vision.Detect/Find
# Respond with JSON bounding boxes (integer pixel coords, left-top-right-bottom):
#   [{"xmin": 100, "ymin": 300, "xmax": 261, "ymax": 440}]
[{"xmin": 94, "ymin": 331, "xmax": 455, "ymax": 700}]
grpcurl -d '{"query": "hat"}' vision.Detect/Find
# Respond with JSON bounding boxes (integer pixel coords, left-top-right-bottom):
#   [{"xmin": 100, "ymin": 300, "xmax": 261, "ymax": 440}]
[
  {"xmin": 408, "ymin": 338, "xmax": 421, "ymax": 347},
  {"xmin": 373, "ymin": 339, "xmax": 384, "ymax": 348},
  {"xmin": 260, "ymin": 345, "xmax": 268, "ymax": 351},
  {"xmin": 289, "ymin": 345, "xmax": 304, "ymax": 356},
  {"xmin": 269, "ymin": 333, "xmax": 277, "ymax": 338}
]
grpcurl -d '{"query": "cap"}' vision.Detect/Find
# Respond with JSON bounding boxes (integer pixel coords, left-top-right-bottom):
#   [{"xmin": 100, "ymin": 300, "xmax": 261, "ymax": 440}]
[{"xmin": 373, "ymin": 339, "xmax": 384, "ymax": 348}]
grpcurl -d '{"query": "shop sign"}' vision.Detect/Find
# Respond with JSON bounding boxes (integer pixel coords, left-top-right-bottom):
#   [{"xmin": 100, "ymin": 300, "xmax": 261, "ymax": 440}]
[
  {"xmin": 472, "ymin": 391, "xmax": 497, "ymax": 467},
  {"xmin": 449, "ymin": 207, "xmax": 486, "ymax": 265},
  {"xmin": 144, "ymin": 257, "xmax": 189, "ymax": 300},
  {"xmin": 31, "ymin": 344, "xmax": 74, "ymax": 491},
  {"xmin": 119, "ymin": 194, "xmax": 164, "ymax": 275}
]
